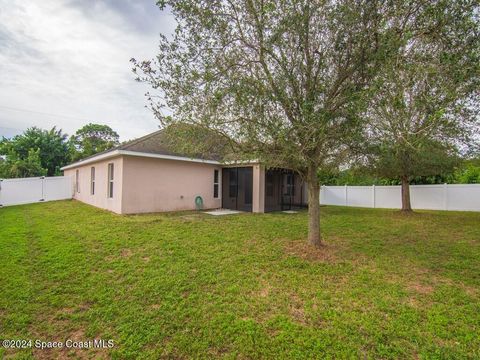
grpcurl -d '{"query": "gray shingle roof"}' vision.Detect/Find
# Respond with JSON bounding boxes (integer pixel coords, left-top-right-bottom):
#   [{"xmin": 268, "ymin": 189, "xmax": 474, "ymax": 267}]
[
  {"xmin": 71, "ymin": 129, "xmax": 220, "ymax": 164},
  {"xmin": 117, "ymin": 129, "xmax": 220, "ymax": 160},
  {"xmin": 61, "ymin": 128, "xmax": 226, "ymax": 170},
  {"xmin": 117, "ymin": 130, "xmax": 183, "ymax": 155}
]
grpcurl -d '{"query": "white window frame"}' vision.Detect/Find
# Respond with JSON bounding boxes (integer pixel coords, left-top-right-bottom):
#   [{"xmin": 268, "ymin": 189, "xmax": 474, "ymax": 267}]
[
  {"xmin": 90, "ymin": 167, "xmax": 95, "ymax": 195},
  {"xmin": 213, "ymin": 169, "xmax": 220, "ymax": 199},
  {"xmin": 75, "ymin": 169, "xmax": 80, "ymax": 193},
  {"xmin": 107, "ymin": 163, "xmax": 114, "ymax": 198}
]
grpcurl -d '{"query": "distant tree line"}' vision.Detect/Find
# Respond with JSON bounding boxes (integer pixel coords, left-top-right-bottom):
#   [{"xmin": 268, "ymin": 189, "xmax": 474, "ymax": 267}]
[
  {"xmin": 319, "ymin": 158, "xmax": 480, "ymax": 186},
  {"xmin": 0, "ymin": 124, "xmax": 119, "ymax": 178}
]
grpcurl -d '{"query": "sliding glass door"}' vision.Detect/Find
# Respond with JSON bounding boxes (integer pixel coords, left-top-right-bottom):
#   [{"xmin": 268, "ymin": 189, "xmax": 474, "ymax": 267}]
[{"xmin": 221, "ymin": 167, "xmax": 253, "ymax": 212}]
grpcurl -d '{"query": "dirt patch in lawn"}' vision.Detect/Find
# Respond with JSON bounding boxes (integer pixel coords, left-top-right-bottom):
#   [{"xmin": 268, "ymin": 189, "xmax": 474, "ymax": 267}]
[
  {"xmin": 259, "ymin": 285, "xmax": 271, "ymax": 298},
  {"xmin": 32, "ymin": 327, "xmax": 111, "ymax": 360},
  {"xmin": 408, "ymin": 282, "xmax": 434, "ymax": 295},
  {"xmin": 177, "ymin": 214, "xmax": 204, "ymax": 222},
  {"xmin": 289, "ymin": 293, "xmax": 307, "ymax": 325},
  {"xmin": 284, "ymin": 241, "xmax": 338, "ymax": 263},
  {"xmin": 433, "ymin": 276, "xmax": 479, "ymax": 298},
  {"xmin": 251, "ymin": 278, "xmax": 272, "ymax": 299},
  {"xmin": 30, "ymin": 310, "xmax": 112, "ymax": 360},
  {"xmin": 120, "ymin": 248, "xmax": 133, "ymax": 258}
]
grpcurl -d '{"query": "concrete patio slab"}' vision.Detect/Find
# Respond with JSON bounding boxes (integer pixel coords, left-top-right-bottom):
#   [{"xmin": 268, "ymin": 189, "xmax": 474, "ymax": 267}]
[{"xmin": 204, "ymin": 209, "xmax": 243, "ymax": 216}]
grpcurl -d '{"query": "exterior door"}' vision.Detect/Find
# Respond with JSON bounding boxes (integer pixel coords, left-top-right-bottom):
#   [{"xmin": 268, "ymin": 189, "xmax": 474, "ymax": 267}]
[{"xmin": 281, "ymin": 173, "xmax": 295, "ymax": 210}]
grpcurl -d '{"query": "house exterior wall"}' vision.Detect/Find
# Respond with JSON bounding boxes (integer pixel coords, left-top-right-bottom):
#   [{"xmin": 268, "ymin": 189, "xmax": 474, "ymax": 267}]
[
  {"xmin": 64, "ymin": 156, "xmax": 124, "ymax": 214},
  {"xmin": 63, "ymin": 154, "xmax": 304, "ymax": 215},
  {"xmin": 121, "ymin": 156, "xmax": 222, "ymax": 214}
]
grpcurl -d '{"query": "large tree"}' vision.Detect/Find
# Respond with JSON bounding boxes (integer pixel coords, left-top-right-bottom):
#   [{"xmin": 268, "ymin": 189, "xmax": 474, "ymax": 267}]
[
  {"xmin": 0, "ymin": 148, "xmax": 47, "ymax": 178},
  {"xmin": 363, "ymin": 1, "xmax": 479, "ymax": 211},
  {"xmin": 70, "ymin": 123, "xmax": 120, "ymax": 161},
  {"xmin": 0, "ymin": 127, "xmax": 69, "ymax": 177},
  {"xmin": 132, "ymin": 0, "xmax": 464, "ymax": 247}
]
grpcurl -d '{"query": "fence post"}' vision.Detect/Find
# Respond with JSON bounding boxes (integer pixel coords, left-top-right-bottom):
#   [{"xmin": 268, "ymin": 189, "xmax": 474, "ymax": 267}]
[
  {"xmin": 344, "ymin": 184, "xmax": 348, "ymax": 206},
  {"xmin": 372, "ymin": 185, "xmax": 376, "ymax": 208},
  {"xmin": 0, "ymin": 179, "xmax": 3, "ymax": 206},
  {"xmin": 443, "ymin": 183, "xmax": 448, "ymax": 210},
  {"xmin": 40, "ymin": 176, "xmax": 45, "ymax": 202}
]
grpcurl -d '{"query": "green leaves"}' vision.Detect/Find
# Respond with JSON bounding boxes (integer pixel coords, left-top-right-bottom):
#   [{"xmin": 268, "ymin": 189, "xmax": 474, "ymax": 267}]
[
  {"xmin": 133, "ymin": 1, "xmax": 396, "ymax": 171},
  {"xmin": 0, "ymin": 127, "xmax": 68, "ymax": 177},
  {"xmin": 0, "ymin": 124, "xmax": 121, "ymax": 178},
  {"xmin": 363, "ymin": 0, "xmax": 479, "ymax": 183},
  {"xmin": 69, "ymin": 123, "xmax": 120, "ymax": 161},
  {"xmin": 0, "ymin": 148, "xmax": 47, "ymax": 178}
]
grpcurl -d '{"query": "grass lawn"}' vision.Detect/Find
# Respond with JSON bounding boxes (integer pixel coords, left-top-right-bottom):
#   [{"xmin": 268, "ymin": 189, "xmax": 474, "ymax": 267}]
[{"xmin": 1, "ymin": 200, "xmax": 479, "ymax": 359}]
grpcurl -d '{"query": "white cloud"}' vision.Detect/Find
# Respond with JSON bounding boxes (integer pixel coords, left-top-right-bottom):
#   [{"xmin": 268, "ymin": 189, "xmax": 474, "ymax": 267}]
[{"xmin": 0, "ymin": 0, "xmax": 176, "ymax": 140}]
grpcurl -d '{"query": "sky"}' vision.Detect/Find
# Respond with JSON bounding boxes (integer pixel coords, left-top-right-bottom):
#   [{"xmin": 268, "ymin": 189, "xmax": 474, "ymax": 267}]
[{"xmin": 0, "ymin": 0, "xmax": 176, "ymax": 141}]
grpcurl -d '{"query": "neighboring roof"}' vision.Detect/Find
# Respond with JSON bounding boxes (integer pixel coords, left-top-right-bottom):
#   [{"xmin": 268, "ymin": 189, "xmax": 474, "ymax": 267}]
[{"xmin": 60, "ymin": 130, "xmax": 221, "ymax": 170}]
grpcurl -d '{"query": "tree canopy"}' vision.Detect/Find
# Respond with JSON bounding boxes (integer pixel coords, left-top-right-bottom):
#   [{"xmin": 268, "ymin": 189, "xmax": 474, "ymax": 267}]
[
  {"xmin": 0, "ymin": 148, "xmax": 47, "ymax": 178},
  {"xmin": 70, "ymin": 123, "xmax": 120, "ymax": 161},
  {"xmin": 0, "ymin": 124, "xmax": 121, "ymax": 178},
  {"xmin": 132, "ymin": 0, "xmax": 476, "ymax": 246},
  {"xmin": 0, "ymin": 127, "xmax": 69, "ymax": 177},
  {"xmin": 362, "ymin": 0, "xmax": 479, "ymax": 210}
]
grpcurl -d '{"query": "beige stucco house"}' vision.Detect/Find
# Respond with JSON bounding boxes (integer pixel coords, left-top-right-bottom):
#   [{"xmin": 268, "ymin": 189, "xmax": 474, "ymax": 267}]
[{"xmin": 61, "ymin": 130, "xmax": 307, "ymax": 214}]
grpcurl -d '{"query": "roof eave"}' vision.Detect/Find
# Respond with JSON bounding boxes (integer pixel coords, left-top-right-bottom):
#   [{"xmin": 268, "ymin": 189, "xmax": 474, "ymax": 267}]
[
  {"xmin": 118, "ymin": 150, "xmax": 221, "ymax": 165},
  {"xmin": 60, "ymin": 150, "xmax": 122, "ymax": 170},
  {"xmin": 60, "ymin": 150, "xmax": 221, "ymax": 170}
]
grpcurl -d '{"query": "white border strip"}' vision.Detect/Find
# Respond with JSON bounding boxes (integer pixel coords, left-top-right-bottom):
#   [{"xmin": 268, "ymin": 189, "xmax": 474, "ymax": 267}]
[
  {"xmin": 60, "ymin": 150, "xmax": 221, "ymax": 170},
  {"xmin": 119, "ymin": 150, "xmax": 221, "ymax": 165}
]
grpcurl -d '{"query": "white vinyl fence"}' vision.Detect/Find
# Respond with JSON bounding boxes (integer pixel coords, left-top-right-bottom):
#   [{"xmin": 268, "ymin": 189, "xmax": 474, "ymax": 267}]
[
  {"xmin": 0, "ymin": 176, "xmax": 74, "ymax": 207},
  {"xmin": 320, "ymin": 184, "xmax": 480, "ymax": 212}
]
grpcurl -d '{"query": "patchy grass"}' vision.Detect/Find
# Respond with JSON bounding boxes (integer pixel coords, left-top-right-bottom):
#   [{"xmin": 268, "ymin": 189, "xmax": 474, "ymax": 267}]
[{"xmin": 0, "ymin": 200, "xmax": 479, "ymax": 359}]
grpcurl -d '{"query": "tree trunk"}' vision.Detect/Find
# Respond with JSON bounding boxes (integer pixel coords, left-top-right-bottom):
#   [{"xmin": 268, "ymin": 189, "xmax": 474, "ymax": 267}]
[
  {"xmin": 307, "ymin": 166, "xmax": 322, "ymax": 248},
  {"xmin": 401, "ymin": 176, "xmax": 412, "ymax": 212}
]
